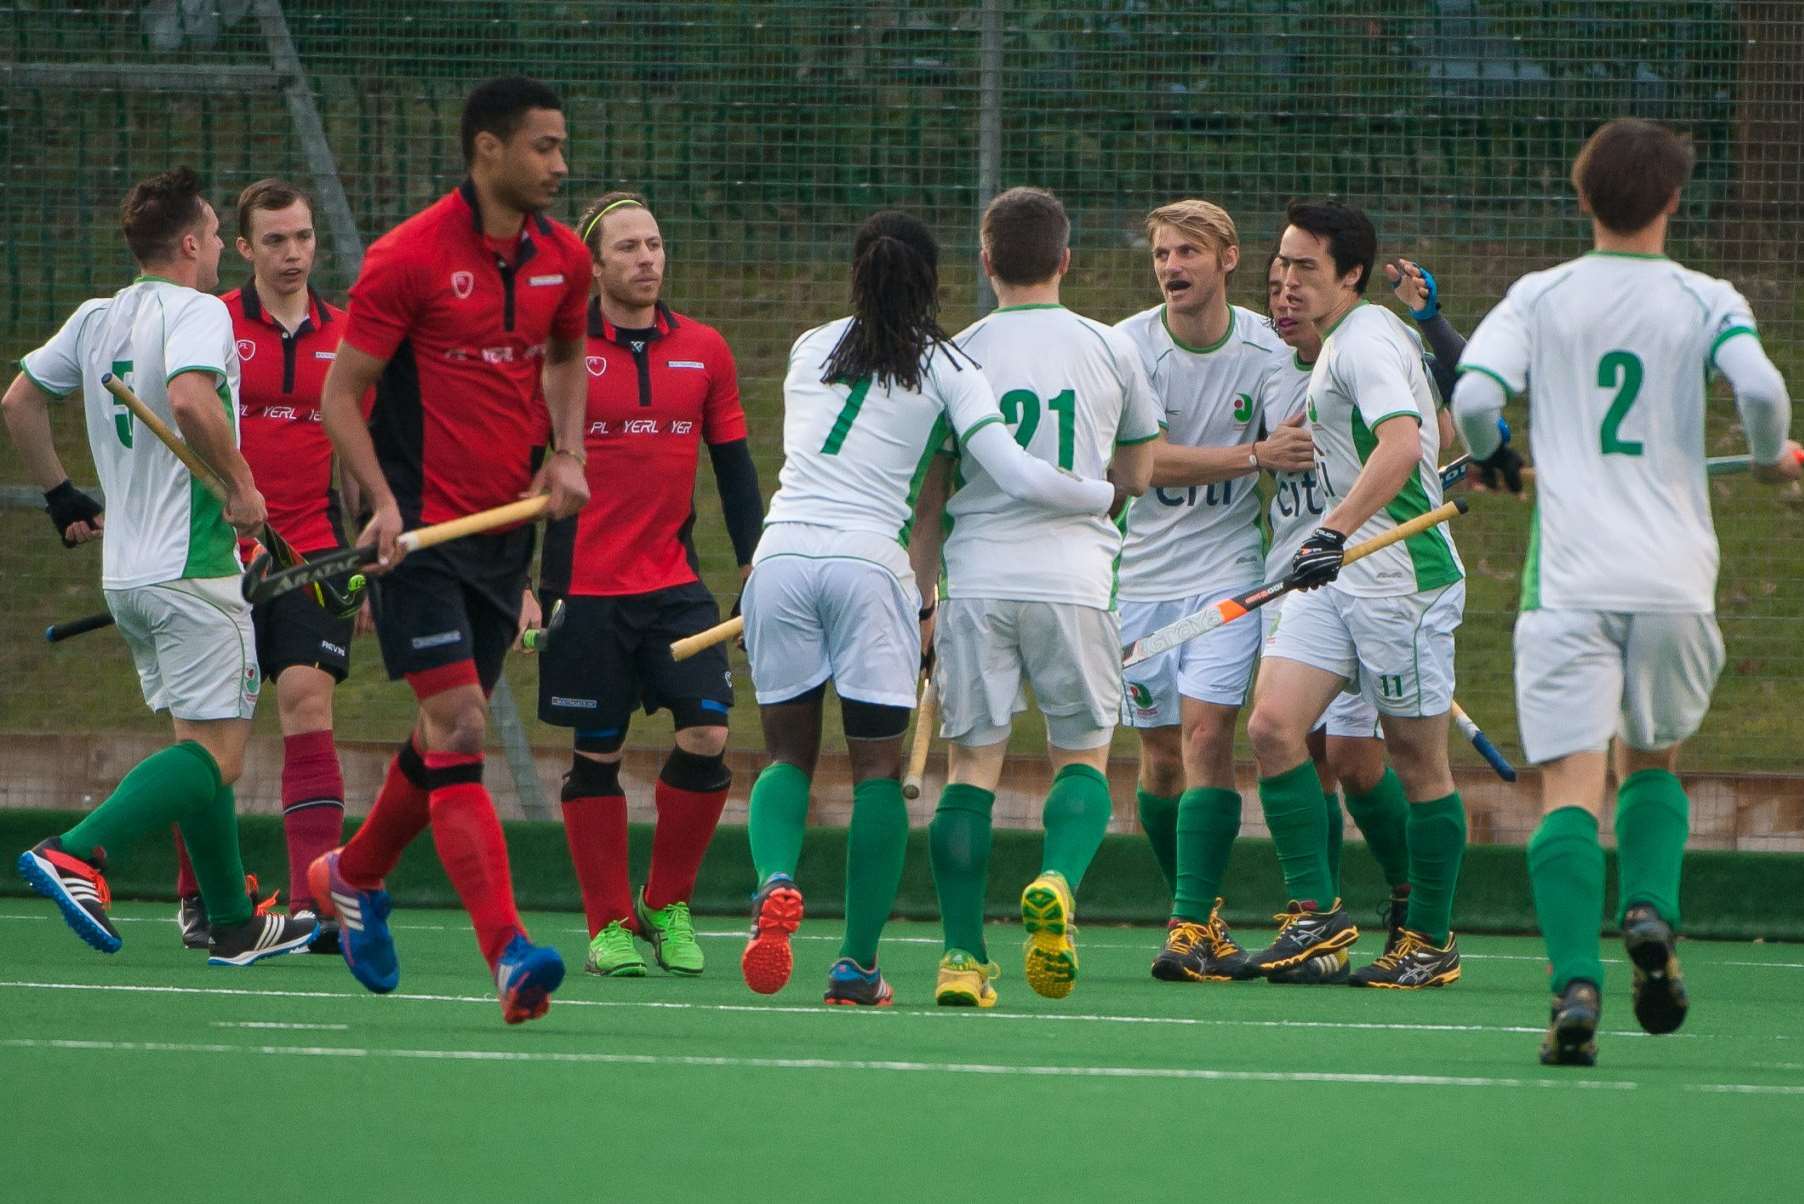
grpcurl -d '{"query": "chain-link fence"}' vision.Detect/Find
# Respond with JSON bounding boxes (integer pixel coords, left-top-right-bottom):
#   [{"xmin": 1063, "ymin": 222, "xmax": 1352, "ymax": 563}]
[{"xmin": 3, "ymin": 2, "xmax": 1800, "ymax": 843}]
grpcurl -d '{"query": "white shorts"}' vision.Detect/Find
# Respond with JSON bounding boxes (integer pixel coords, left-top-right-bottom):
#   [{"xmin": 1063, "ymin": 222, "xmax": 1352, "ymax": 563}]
[
  {"xmin": 1262, "ymin": 599, "xmax": 1382, "ymax": 739},
  {"xmin": 1263, "ymin": 580, "xmax": 1465, "ymax": 719},
  {"xmin": 935, "ymin": 597, "xmax": 1120, "ymax": 750},
  {"xmin": 1119, "ymin": 585, "xmax": 1261, "ymax": 726},
  {"xmin": 105, "ymin": 576, "xmax": 260, "ymax": 722},
  {"xmin": 1514, "ymin": 608, "xmax": 1724, "ymax": 763},
  {"xmin": 742, "ymin": 526, "xmax": 923, "ymax": 709}
]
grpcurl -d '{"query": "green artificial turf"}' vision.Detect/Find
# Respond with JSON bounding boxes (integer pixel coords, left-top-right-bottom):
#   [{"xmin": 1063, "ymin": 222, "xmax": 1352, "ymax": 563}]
[{"xmin": 2, "ymin": 902, "xmax": 1800, "ymax": 1201}]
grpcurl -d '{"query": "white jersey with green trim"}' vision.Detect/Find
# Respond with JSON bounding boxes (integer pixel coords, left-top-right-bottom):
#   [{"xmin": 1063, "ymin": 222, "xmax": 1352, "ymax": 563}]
[
  {"xmin": 763, "ymin": 316, "xmax": 1002, "ymax": 549},
  {"xmin": 19, "ymin": 276, "xmax": 242, "ymax": 590},
  {"xmin": 1116, "ymin": 303, "xmax": 1283, "ymax": 600},
  {"xmin": 1306, "ymin": 302, "xmax": 1463, "ymax": 598},
  {"xmin": 1459, "ymin": 251, "xmax": 1757, "ymax": 613},
  {"xmin": 944, "ymin": 304, "xmax": 1163, "ymax": 609},
  {"xmin": 1261, "ymin": 349, "xmax": 1325, "ymax": 579}
]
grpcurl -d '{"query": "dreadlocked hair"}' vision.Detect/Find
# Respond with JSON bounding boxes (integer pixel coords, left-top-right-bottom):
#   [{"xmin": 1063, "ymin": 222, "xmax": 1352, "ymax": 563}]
[{"xmin": 820, "ymin": 210, "xmax": 968, "ymax": 393}]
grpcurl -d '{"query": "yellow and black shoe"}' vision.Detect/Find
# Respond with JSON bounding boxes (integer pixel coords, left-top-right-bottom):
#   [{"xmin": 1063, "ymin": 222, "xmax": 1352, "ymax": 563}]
[
  {"xmin": 1245, "ymin": 899, "xmax": 1358, "ymax": 975},
  {"xmin": 935, "ymin": 949, "xmax": 999, "ymax": 1008},
  {"xmin": 1539, "ymin": 979, "xmax": 1601, "ymax": 1066},
  {"xmin": 1267, "ymin": 947, "xmax": 1350, "ymax": 985},
  {"xmin": 1200, "ymin": 899, "xmax": 1258, "ymax": 980},
  {"xmin": 1150, "ymin": 920, "xmax": 1209, "ymax": 981},
  {"xmin": 1623, "ymin": 905, "xmax": 1688, "ymax": 1035},
  {"xmin": 1021, "ymin": 871, "xmax": 1078, "ymax": 999},
  {"xmin": 1349, "ymin": 928, "xmax": 1461, "ymax": 989}
]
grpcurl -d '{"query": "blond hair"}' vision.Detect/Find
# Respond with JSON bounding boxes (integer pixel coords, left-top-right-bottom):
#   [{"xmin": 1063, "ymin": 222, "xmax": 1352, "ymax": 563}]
[{"xmin": 1144, "ymin": 199, "xmax": 1239, "ymax": 270}]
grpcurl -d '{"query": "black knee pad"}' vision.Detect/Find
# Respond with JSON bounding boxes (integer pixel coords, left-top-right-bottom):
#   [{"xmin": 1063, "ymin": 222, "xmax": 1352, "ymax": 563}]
[
  {"xmin": 660, "ymin": 746, "xmax": 730, "ymax": 793},
  {"xmin": 396, "ymin": 737, "xmax": 429, "ymax": 789},
  {"xmin": 562, "ymin": 754, "xmax": 622, "ymax": 801},
  {"xmin": 841, "ymin": 697, "xmax": 911, "ymax": 741}
]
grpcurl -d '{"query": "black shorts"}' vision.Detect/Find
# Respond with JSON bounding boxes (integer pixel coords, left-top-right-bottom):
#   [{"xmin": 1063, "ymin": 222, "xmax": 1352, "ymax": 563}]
[
  {"xmin": 537, "ymin": 581, "xmax": 733, "ymax": 735},
  {"xmin": 253, "ymin": 567, "xmax": 356, "ymax": 683},
  {"xmin": 372, "ymin": 526, "xmax": 534, "ymax": 693}
]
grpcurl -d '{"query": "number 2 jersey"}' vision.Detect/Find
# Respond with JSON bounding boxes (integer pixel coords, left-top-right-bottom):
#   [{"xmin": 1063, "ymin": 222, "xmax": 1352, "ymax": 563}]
[
  {"xmin": 945, "ymin": 305, "xmax": 1163, "ymax": 610},
  {"xmin": 1459, "ymin": 251, "xmax": 1758, "ymax": 613},
  {"xmin": 1115, "ymin": 303, "xmax": 1284, "ymax": 600}
]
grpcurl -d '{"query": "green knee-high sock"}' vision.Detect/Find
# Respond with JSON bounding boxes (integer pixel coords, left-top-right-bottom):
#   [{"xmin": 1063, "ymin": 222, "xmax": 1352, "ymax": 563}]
[
  {"xmin": 1527, "ymin": 806, "xmax": 1606, "ymax": 992},
  {"xmin": 840, "ymin": 778, "xmax": 909, "ymax": 967},
  {"xmin": 179, "ymin": 784, "xmax": 251, "ymax": 929},
  {"xmin": 1404, "ymin": 793, "xmax": 1467, "ymax": 945},
  {"xmin": 1040, "ymin": 764, "xmax": 1114, "ymax": 889},
  {"xmin": 1136, "ymin": 787, "xmax": 1180, "ymax": 896},
  {"xmin": 1172, "ymin": 787, "xmax": 1240, "ymax": 922},
  {"xmin": 1614, "ymin": 769, "xmax": 1690, "ymax": 929},
  {"xmin": 1257, "ymin": 761, "xmax": 1333, "ymax": 905},
  {"xmin": 60, "ymin": 741, "xmax": 222, "ymax": 863},
  {"xmin": 747, "ymin": 762, "xmax": 810, "ymax": 884},
  {"xmin": 1324, "ymin": 792, "xmax": 1344, "ymax": 898},
  {"xmin": 1344, "ymin": 768, "xmax": 1410, "ymax": 887},
  {"xmin": 930, "ymin": 783, "xmax": 995, "ymax": 960}
]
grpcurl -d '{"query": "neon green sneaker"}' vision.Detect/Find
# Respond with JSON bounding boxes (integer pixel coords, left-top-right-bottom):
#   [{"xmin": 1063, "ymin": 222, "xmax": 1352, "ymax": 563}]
[
  {"xmin": 584, "ymin": 920, "xmax": 646, "ymax": 977},
  {"xmin": 635, "ymin": 890, "xmax": 704, "ymax": 976}
]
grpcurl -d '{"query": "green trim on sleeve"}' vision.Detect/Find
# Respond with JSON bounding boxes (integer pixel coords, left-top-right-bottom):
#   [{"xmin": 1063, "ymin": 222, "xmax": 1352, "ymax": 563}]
[
  {"xmin": 167, "ymin": 365, "xmax": 226, "ymax": 385},
  {"xmin": 1367, "ymin": 409, "xmax": 1423, "ymax": 431},
  {"xmin": 1708, "ymin": 325, "xmax": 1758, "ymax": 366},
  {"xmin": 17, "ymin": 359, "xmax": 73, "ymax": 400},
  {"xmin": 1116, "ymin": 430, "xmax": 1161, "ymax": 447},
  {"xmin": 1456, "ymin": 363, "xmax": 1521, "ymax": 399},
  {"xmin": 956, "ymin": 414, "xmax": 1003, "ymax": 447}
]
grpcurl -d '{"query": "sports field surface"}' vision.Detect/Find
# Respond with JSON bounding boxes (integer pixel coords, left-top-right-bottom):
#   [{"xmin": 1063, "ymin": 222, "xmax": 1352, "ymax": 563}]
[{"xmin": 3, "ymin": 903, "xmax": 1801, "ymax": 1200}]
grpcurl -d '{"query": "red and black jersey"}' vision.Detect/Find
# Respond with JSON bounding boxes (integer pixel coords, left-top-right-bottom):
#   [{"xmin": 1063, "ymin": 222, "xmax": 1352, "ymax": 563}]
[
  {"xmin": 341, "ymin": 179, "xmax": 590, "ymax": 526},
  {"xmin": 540, "ymin": 300, "xmax": 747, "ymax": 597},
  {"xmin": 225, "ymin": 281, "xmax": 352, "ymax": 556}
]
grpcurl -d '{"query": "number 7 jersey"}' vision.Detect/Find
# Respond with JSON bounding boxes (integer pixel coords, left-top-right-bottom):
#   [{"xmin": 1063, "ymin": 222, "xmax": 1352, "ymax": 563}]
[{"xmin": 1459, "ymin": 251, "xmax": 1757, "ymax": 613}]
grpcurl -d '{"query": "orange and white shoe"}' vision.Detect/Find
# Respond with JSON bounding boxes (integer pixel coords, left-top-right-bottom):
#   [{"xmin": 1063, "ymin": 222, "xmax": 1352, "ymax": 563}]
[{"xmin": 740, "ymin": 874, "xmax": 804, "ymax": 995}]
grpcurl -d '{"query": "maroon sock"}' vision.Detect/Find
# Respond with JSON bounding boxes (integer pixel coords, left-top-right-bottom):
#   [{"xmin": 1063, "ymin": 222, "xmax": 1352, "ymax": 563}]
[
  {"xmin": 560, "ymin": 794, "xmax": 633, "ymax": 938},
  {"xmin": 173, "ymin": 827, "xmax": 199, "ymax": 898},
  {"xmin": 425, "ymin": 751, "xmax": 525, "ymax": 968},
  {"xmin": 643, "ymin": 777, "xmax": 729, "ymax": 911},
  {"xmin": 339, "ymin": 735, "xmax": 430, "ymax": 890},
  {"xmin": 280, "ymin": 729, "xmax": 346, "ymax": 912}
]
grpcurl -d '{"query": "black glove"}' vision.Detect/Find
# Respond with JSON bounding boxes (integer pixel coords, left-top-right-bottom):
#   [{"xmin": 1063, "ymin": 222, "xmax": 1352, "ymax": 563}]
[
  {"xmin": 1477, "ymin": 444, "xmax": 1525, "ymax": 494},
  {"xmin": 45, "ymin": 479, "xmax": 103, "ymax": 548},
  {"xmin": 1289, "ymin": 527, "xmax": 1348, "ymax": 590}
]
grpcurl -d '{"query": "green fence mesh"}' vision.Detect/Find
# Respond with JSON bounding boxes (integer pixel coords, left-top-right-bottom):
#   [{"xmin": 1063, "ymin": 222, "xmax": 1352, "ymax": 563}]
[{"xmin": 2, "ymin": 2, "xmax": 1800, "ymax": 840}]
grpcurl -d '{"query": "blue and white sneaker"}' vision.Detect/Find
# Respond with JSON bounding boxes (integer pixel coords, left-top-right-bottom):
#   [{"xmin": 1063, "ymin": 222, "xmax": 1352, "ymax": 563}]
[
  {"xmin": 307, "ymin": 848, "xmax": 399, "ymax": 993},
  {"xmin": 823, "ymin": 957, "xmax": 894, "ymax": 1007},
  {"xmin": 207, "ymin": 912, "xmax": 319, "ymax": 967},
  {"xmin": 495, "ymin": 935, "xmax": 565, "ymax": 1025},
  {"xmin": 18, "ymin": 839, "xmax": 121, "ymax": 953}
]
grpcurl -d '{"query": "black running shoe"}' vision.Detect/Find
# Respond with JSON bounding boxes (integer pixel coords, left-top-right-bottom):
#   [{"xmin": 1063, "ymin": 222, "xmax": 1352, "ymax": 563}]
[
  {"xmin": 1623, "ymin": 905, "xmax": 1689, "ymax": 1035},
  {"xmin": 1267, "ymin": 948, "xmax": 1350, "ymax": 985},
  {"xmin": 1150, "ymin": 920, "xmax": 1209, "ymax": 982},
  {"xmin": 207, "ymin": 912, "xmax": 319, "ymax": 967},
  {"xmin": 293, "ymin": 909, "xmax": 341, "ymax": 955},
  {"xmin": 1378, "ymin": 884, "xmax": 1411, "ymax": 956},
  {"xmin": 1349, "ymin": 928, "xmax": 1461, "ymax": 988},
  {"xmin": 1539, "ymin": 978, "xmax": 1601, "ymax": 1066},
  {"xmin": 178, "ymin": 894, "xmax": 210, "ymax": 949},
  {"xmin": 17, "ymin": 839, "xmax": 120, "ymax": 953},
  {"xmin": 1245, "ymin": 900, "xmax": 1358, "ymax": 975}
]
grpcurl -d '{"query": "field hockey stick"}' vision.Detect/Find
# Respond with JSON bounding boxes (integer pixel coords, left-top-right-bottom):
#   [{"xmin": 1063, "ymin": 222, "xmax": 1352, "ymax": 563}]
[
  {"xmin": 520, "ymin": 598, "xmax": 566, "ymax": 653},
  {"xmin": 902, "ymin": 672, "xmax": 938, "ymax": 801},
  {"xmin": 242, "ymin": 495, "xmax": 551, "ymax": 605},
  {"xmin": 1122, "ymin": 498, "xmax": 1468, "ymax": 669},
  {"xmin": 1511, "ymin": 448, "xmax": 1799, "ymax": 487},
  {"xmin": 670, "ymin": 615, "xmax": 744, "ymax": 662},
  {"xmin": 1438, "ymin": 452, "xmax": 1472, "ymax": 489},
  {"xmin": 1450, "ymin": 700, "xmax": 1516, "ymax": 782},
  {"xmin": 45, "ymin": 611, "xmax": 115, "ymax": 643}
]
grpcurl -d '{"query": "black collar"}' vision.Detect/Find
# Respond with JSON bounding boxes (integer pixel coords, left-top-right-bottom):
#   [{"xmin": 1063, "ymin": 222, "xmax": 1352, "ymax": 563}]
[
  {"xmin": 239, "ymin": 277, "xmax": 329, "ymax": 332},
  {"xmin": 457, "ymin": 177, "xmax": 552, "ymax": 240},
  {"xmin": 588, "ymin": 297, "xmax": 678, "ymax": 344}
]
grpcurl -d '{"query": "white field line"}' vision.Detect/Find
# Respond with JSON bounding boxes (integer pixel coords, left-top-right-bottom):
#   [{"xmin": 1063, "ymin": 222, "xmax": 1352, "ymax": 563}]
[
  {"xmin": 0, "ymin": 978, "xmax": 1686, "ymax": 1041},
  {"xmin": 210, "ymin": 1020, "xmax": 349, "ymax": 1031}
]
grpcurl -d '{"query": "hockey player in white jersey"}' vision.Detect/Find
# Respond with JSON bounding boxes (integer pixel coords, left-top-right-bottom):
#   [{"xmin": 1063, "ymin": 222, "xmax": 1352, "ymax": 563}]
[
  {"xmin": 924, "ymin": 187, "xmax": 1162, "ymax": 1006},
  {"xmin": 1454, "ymin": 118, "xmax": 1798, "ymax": 1065}
]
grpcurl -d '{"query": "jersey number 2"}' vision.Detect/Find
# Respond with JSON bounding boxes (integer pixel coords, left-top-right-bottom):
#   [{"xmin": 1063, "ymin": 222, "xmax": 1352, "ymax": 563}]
[
  {"xmin": 998, "ymin": 388, "xmax": 1075, "ymax": 469},
  {"xmin": 1597, "ymin": 351, "xmax": 1644, "ymax": 457}
]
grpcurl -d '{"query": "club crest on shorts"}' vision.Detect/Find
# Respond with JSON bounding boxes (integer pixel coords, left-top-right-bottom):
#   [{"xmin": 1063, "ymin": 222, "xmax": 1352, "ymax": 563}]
[
  {"xmin": 1127, "ymin": 681, "xmax": 1157, "ymax": 715},
  {"xmin": 450, "ymin": 270, "xmax": 475, "ymax": 299},
  {"xmin": 585, "ymin": 355, "xmax": 607, "ymax": 377},
  {"xmin": 236, "ymin": 339, "xmax": 256, "ymax": 362}
]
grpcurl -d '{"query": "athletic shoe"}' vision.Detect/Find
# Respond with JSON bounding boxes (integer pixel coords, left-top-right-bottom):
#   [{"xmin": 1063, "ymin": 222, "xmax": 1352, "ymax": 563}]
[
  {"xmin": 823, "ymin": 957, "xmax": 894, "ymax": 1007},
  {"xmin": 17, "ymin": 839, "xmax": 120, "ymax": 953},
  {"xmin": 635, "ymin": 890, "xmax": 704, "ymax": 976},
  {"xmin": 307, "ymin": 916, "xmax": 342, "ymax": 956},
  {"xmin": 1379, "ymin": 884, "xmax": 1411, "ymax": 956},
  {"xmin": 1623, "ymin": 905, "xmax": 1689, "ymax": 1035},
  {"xmin": 935, "ymin": 949, "xmax": 999, "ymax": 1008},
  {"xmin": 584, "ymin": 920, "xmax": 647, "ymax": 977},
  {"xmin": 1021, "ymin": 871, "xmax": 1078, "ymax": 999},
  {"xmin": 741, "ymin": 874, "xmax": 804, "ymax": 995},
  {"xmin": 246, "ymin": 873, "xmax": 281, "ymax": 916},
  {"xmin": 495, "ymin": 934, "xmax": 565, "ymax": 1025},
  {"xmin": 1348, "ymin": 928, "xmax": 1461, "ymax": 988},
  {"xmin": 1267, "ymin": 948, "xmax": 1351, "ymax": 985},
  {"xmin": 1245, "ymin": 899, "xmax": 1358, "ymax": 975},
  {"xmin": 1199, "ymin": 898, "xmax": 1257, "ymax": 980},
  {"xmin": 307, "ymin": 848, "xmax": 399, "ymax": 994},
  {"xmin": 1539, "ymin": 978, "xmax": 1601, "ymax": 1067},
  {"xmin": 207, "ymin": 912, "xmax": 319, "ymax": 967},
  {"xmin": 178, "ymin": 894, "xmax": 210, "ymax": 949},
  {"xmin": 1151, "ymin": 899, "xmax": 1257, "ymax": 982}
]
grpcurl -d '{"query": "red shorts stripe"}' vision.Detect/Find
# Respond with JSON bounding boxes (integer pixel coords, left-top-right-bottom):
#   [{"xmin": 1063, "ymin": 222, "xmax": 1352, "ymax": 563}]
[{"xmin": 406, "ymin": 659, "xmax": 481, "ymax": 701}]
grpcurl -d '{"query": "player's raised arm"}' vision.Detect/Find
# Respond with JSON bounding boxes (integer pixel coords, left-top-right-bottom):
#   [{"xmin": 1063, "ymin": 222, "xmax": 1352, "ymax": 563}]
[
  {"xmin": 1385, "ymin": 258, "xmax": 1466, "ymax": 400},
  {"xmin": 939, "ymin": 357, "xmax": 1115, "ymax": 516}
]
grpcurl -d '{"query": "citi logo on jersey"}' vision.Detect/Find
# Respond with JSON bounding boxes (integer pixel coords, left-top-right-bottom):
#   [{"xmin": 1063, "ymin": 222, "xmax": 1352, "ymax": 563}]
[
  {"xmin": 451, "ymin": 270, "xmax": 475, "ymax": 299},
  {"xmin": 236, "ymin": 339, "xmax": 256, "ymax": 361},
  {"xmin": 585, "ymin": 356, "xmax": 607, "ymax": 376}
]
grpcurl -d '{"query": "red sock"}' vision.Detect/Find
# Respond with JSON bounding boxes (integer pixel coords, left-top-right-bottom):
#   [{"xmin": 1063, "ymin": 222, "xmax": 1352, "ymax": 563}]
[
  {"xmin": 281, "ymin": 729, "xmax": 345, "ymax": 912},
  {"xmin": 339, "ymin": 735, "xmax": 430, "ymax": 890},
  {"xmin": 425, "ymin": 751, "xmax": 524, "ymax": 968},
  {"xmin": 173, "ymin": 827, "xmax": 199, "ymax": 898},
  {"xmin": 644, "ymin": 779, "xmax": 729, "ymax": 911},
  {"xmin": 560, "ymin": 794, "xmax": 632, "ymax": 938}
]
